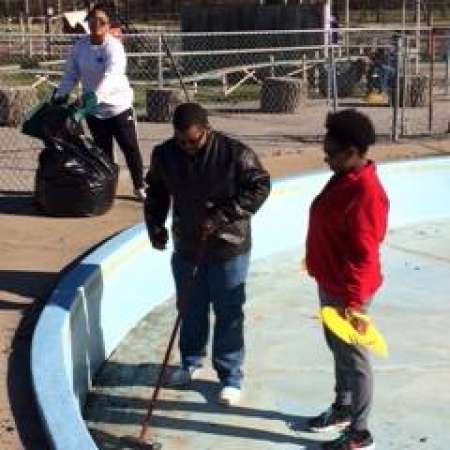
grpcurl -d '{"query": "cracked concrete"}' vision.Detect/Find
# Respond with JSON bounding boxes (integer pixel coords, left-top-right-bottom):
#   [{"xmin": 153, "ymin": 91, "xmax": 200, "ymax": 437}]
[{"xmin": 85, "ymin": 218, "xmax": 450, "ymax": 450}]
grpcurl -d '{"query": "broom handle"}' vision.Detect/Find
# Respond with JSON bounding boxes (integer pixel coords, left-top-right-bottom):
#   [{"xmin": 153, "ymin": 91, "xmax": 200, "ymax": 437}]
[
  {"xmin": 139, "ymin": 238, "xmax": 207, "ymax": 441},
  {"xmin": 139, "ymin": 312, "xmax": 182, "ymax": 440}
]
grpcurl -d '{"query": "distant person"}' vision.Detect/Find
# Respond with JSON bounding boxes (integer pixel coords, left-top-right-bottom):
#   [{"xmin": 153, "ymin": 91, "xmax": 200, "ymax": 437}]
[
  {"xmin": 330, "ymin": 14, "xmax": 340, "ymax": 45},
  {"xmin": 305, "ymin": 110, "xmax": 389, "ymax": 450},
  {"xmin": 54, "ymin": 4, "xmax": 146, "ymax": 201},
  {"xmin": 367, "ymin": 48, "xmax": 396, "ymax": 97},
  {"xmin": 144, "ymin": 103, "xmax": 270, "ymax": 406}
]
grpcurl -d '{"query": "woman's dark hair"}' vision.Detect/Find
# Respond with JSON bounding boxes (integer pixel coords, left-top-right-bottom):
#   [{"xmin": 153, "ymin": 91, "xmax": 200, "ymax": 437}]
[
  {"xmin": 173, "ymin": 103, "xmax": 209, "ymax": 131},
  {"xmin": 325, "ymin": 109, "xmax": 376, "ymax": 155},
  {"xmin": 86, "ymin": 3, "xmax": 111, "ymax": 20}
]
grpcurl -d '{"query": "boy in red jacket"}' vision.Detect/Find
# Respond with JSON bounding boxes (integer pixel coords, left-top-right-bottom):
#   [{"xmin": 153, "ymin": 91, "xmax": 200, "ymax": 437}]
[{"xmin": 306, "ymin": 109, "xmax": 389, "ymax": 450}]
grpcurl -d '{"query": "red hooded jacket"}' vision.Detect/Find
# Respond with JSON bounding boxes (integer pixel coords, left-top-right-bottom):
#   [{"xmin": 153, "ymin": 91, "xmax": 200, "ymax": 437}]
[{"xmin": 306, "ymin": 162, "xmax": 389, "ymax": 309}]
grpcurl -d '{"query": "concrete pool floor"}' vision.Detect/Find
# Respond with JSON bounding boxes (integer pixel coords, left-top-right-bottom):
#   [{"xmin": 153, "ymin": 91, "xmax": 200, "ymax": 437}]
[{"xmin": 85, "ymin": 218, "xmax": 450, "ymax": 450}]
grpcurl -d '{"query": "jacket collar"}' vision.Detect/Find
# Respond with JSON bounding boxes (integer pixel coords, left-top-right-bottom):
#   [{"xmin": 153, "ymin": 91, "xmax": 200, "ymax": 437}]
[{"xmin": 336, "ymin": 160, "xmax": 376, "ymax": 183}]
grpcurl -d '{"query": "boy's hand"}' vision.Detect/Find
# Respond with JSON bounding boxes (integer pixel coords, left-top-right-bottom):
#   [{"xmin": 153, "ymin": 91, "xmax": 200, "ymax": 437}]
[{"xmin": 345, "ymin": 308, "xmax": 369, "ymax": 335}]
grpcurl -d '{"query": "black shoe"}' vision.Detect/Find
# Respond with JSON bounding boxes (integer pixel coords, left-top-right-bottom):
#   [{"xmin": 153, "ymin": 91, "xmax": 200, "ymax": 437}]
[
  {"xmin": 308, "ymin": 403, "xmax": 351, "ymax": 432},
  {"xmin": 322, "ymin": 429, "xmax": 375, "ymax": 450}
]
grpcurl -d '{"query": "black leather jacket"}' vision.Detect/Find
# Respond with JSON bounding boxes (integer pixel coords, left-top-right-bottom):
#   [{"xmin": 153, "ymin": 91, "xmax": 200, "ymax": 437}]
[{"xmin": 144, "ymin": 131, "xmax": 271, "ymax": 262}]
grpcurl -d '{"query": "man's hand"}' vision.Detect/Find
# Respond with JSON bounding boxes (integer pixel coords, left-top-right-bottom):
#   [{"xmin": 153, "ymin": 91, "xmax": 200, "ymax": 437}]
[
  {"xmin": 149, "ymin": 226, "xmax": 168, "ymax": 251},
  {"xmin": 200, "ymin": 205, "xmax": 227, "ymax": 240},
  {"xmin": 200, "ymin": 217, "xmax": 218, "ymax": 240}
]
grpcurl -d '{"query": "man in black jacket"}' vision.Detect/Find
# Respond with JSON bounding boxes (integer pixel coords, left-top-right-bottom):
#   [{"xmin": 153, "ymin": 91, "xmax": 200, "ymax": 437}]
[{"xmin": 144, "ymin": 103, "xmax": 270, "ymax": 406}]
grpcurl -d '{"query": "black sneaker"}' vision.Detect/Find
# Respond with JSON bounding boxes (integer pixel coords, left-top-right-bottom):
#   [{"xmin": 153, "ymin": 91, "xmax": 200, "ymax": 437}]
[
  {"xmin": 322, "ymin": 429, "xmax": 375, "ymax": 450},
  {"xmin": 308, "ymin": 403, "xmax": 352, "ymax": 432}
]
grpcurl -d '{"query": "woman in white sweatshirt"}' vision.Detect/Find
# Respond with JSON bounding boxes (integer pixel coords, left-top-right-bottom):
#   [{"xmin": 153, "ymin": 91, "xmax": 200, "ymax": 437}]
[{"xmin": 55, "ymin": 4, "xmax": 146, "ymax": 200}]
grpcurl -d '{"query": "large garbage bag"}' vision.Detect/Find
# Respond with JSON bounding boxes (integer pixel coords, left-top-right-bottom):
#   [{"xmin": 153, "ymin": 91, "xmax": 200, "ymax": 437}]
[
  {"xmin": 34, "ymin": 135, "xmax": 118, "ymax": 217},
  {"xmin": 23, "ymin": 98, "xmax": 119, "ymax": 217},
  {"xmin": 23, "ymin": 92, "xmax": 98, "ymax": 141}
]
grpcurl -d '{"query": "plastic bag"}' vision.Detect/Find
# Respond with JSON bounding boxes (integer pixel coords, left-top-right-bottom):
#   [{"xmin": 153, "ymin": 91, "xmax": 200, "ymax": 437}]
[
  {"xmin": 22, "ymin": 101, "xmax": 76, "ymax": 140},
  {"xmin": 23, "ymin": 94, "xmax": 117, "ymax": 217},
  {"xmin": 34, "ymin": 134, "xmax": 118, "ymax": 217},
  {"xmin": 22, "ymin": 92, "xmax": 97, "ymax": 140}
]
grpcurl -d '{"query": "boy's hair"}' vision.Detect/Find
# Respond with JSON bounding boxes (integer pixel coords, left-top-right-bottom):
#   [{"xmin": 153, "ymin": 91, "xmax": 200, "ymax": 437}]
[
  {"xmin": 325, "ymin": 109, "xmax": 376, "ymax": 155},
  {"xmin": 173, "ymin": 103, "xmax": 209, "ymax": 131}
]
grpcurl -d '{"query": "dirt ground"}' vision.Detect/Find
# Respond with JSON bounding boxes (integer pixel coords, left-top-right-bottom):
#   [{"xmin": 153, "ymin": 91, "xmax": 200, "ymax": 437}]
[{"xmin": 0, "ymin": 136, "xmax": 449, "ymax": 449}]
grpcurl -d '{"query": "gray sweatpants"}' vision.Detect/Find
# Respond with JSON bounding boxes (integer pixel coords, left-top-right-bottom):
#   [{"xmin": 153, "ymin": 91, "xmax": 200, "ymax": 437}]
[{"xmin": 319, "ymin": 288, "xmax": 373, "ymax": 432}]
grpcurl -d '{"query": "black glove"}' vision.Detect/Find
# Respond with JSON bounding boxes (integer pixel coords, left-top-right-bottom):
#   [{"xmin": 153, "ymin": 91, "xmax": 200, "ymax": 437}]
[{"xmin": 149, "ymin": 225, "xmax": 168, "ymax": 250}]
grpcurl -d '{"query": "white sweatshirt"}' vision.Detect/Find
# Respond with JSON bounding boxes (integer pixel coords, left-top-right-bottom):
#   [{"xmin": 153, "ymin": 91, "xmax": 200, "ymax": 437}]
[{"xmin": 56, "ymin": 35, "xmax": 134, "ymax": 119}]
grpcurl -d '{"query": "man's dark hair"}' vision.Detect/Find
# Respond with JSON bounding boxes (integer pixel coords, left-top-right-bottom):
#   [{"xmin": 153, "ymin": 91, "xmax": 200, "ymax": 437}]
[
  {"xmin": 173, "ymin": 103, "xmax": 209, "ymax": 131},
  {"xmin": 325, "ymin": 109, "xmax": 376, "ymax": 155}
]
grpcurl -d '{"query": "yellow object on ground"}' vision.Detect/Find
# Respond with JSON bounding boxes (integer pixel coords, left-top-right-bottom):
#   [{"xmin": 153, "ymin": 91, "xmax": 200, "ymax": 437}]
[
  {"xmin": 365, "ymin": 92, "xmax": 389, "ymax": 105},
  {"xmin": 320, "ymin": 306, "xmax": 389, "ymax": 358}
]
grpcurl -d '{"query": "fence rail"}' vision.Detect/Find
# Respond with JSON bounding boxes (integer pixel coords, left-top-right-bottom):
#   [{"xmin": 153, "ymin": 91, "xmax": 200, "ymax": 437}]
[{"xmin": 0, "ymin": 27, "xmax": 449, "ymax": 192}]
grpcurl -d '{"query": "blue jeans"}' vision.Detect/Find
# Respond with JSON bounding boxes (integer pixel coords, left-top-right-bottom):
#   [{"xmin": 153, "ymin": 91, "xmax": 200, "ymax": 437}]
[{"xmin": 171, "ymin": 251, "xmax": 250, "ymax": 388}]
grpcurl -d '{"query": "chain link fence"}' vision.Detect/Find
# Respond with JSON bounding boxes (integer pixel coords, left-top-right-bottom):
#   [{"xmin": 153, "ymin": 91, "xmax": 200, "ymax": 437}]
[{"xmin": 0, "ymin": 27, "xmax": 449, "ymax": 192}]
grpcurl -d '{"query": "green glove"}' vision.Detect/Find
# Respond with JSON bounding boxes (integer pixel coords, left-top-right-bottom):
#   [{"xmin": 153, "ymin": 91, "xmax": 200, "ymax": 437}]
[
  {"xmin": 81, "ymin": 91, "xmax": 98, "ymax": 113},
  {"xmin": 72, "ymin": 92, "xmax": 98, "ymax": 122}
]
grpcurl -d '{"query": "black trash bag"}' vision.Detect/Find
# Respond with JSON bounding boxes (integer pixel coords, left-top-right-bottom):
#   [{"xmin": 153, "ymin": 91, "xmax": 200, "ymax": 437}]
[
  {"xmin": 34, "ymin": 134, "xmax": 119, "ymax": 217},
  {"xmin": 24, "ymin": 100, "xmax": 118, "ymax": 217},
  {"xmin": 23, "ymin": 101, "xmax": 82, "ymax": 141}
]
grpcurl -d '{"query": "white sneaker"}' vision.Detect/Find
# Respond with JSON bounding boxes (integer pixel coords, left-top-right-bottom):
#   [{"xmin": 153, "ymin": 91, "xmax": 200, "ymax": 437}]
[
  {"xmin": 134, "ymin": 187, "xmax": 147, "ymax": 201},
  {"xmin": 166, "ymin": 366, "xmax": 202, "ymax": 387},
  {"xmin": 217, "ymin": 386, "xmax": 241, "ymax": 406}
]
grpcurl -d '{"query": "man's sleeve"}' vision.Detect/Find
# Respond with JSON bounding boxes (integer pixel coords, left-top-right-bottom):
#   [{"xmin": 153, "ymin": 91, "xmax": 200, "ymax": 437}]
[
  {"xmin": 56, "ymin": 44, "xmax": 80, "ymax": 98},
  {"xmin": 211, "ymin": 145, "xmax": 271, "ymax": 225},
  {"xmin": 94, "ymin": 40, "xmax": 128, "ymax": 103},
  {"xmin": 144, "ymin": 147, "xmax": 171, "ymax": 232},
  {"xmin": 343, "ymin": 189, "xmax": 389, "ymax": 309}
]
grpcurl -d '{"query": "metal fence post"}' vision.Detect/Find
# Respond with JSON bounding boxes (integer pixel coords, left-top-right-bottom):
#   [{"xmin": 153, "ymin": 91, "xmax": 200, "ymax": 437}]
[
  {"xmin": 401, "ymin": 35, "xmax": 409, "ymax": 136},
  {"xmin": 428, "ymin": 27, "xmax": 435, "ymax": 134},
  {"xmin": 302, "ymin": 54, "xmax": 307, "ymax": 83},
  {"xmin": 158, "ymin": 33, "xmax": 164, "ymax": 88},
  {"xmin": 446, "ymin": 42, "xmax": 450, "ymax": 97},
  {"xmin": 327, "ymin": 48, "xmax": 331, "ymax": 106},
  {"xmin": 269, "ymin": 54, "xmax": 275, "ymax": 78},
  {"xmin": 326, "ymin": 30, "xmax": 334, "ymax": 108},
  {"xmin": 331, "ymin": 45, "xmax": 337, "ymax": 111},
  {"xmin": 392, "ymin": 34, "xmax": 402, "ymax": 141}
]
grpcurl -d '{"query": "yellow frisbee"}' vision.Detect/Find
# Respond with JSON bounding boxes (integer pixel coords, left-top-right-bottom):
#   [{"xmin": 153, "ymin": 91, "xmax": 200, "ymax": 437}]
[{"xmin": 320, "ymin": 306, "xmax": 389, "ymax": 358}]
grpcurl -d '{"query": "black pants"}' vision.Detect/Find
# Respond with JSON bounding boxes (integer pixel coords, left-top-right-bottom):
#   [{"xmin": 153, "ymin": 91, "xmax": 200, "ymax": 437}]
[{"xmin": 86, "ymin": 108, "xmax": 144, "ymax": 189}]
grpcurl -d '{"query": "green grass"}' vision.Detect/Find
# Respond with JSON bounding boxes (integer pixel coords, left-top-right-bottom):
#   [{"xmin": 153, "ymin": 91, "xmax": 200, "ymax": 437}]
[
  {"xmin": 132, "ymin": 82, "xmax": 261, "ymax": 110},
  {"xmin": 0, "ymin": 72, "xmax": 53, "ymax": 101},
  {"xmin": 194, "ymin": 84, "xmax": 261, "ymax": 104}
]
